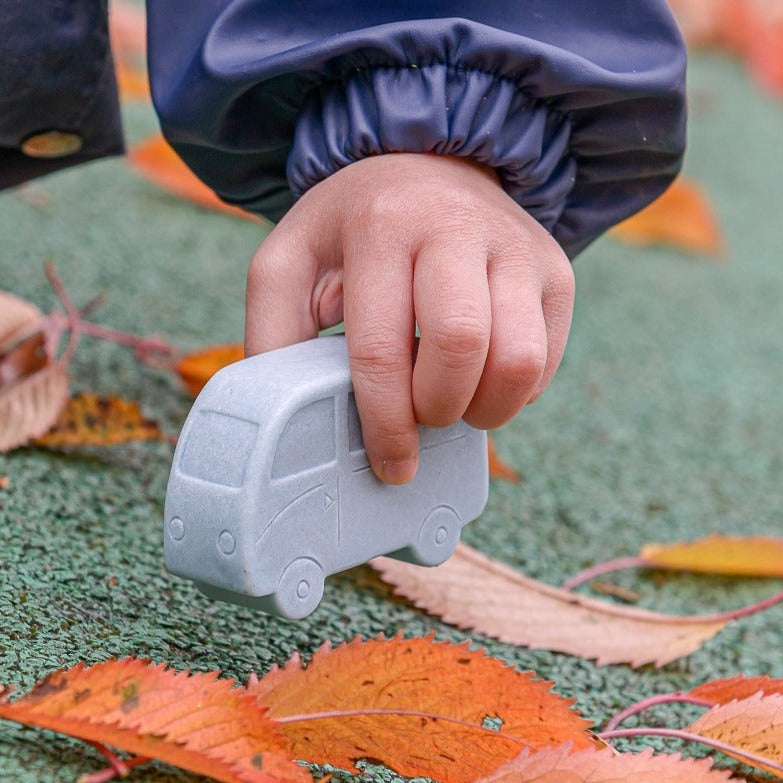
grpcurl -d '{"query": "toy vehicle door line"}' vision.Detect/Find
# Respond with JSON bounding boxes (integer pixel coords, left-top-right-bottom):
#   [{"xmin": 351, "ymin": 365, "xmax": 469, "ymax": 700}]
[
  {"xmin": 255, "ymin": 481, "xmax": 335, "ymax": 545},
  {"xmin": 419, "ymin": 429, "xmax": 468, "ymax": 451}
]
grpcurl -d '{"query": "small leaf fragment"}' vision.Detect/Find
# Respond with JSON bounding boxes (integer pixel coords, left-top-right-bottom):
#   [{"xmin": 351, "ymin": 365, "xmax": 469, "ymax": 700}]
[
  {"xmin": 487, "ymin": 436, "xmax": 521, "ymax": 482},
  {"xmin": 610, "ymin": 178, "xmax": 723, "ymax": 256},
  {"xmin": 176, "ymin": 343, "xmax": 244, "ymax": 396},
  {"xmin": 372, "ymin": 544, "xmax": 728, "ymax": 667},
  {"xmin": 32, "ymin": 393, "xmax": 165, "ymax": 448},
  {"xmin": 0, "ymin": 658, "xmax": 305, "ymax": 783},
  {"xmin": 641, "ymin": 534, "xmax": 783, "ymax": 577},
  {"xmin": 248, "ymin": 634, "xmax": 596, "ymax": 783}
]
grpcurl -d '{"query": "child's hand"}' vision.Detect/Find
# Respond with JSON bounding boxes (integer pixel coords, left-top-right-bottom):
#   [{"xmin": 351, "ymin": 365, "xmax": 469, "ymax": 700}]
[{"xmin": 245, "ymin": 153, "xmax": 574, "ymax": 484}]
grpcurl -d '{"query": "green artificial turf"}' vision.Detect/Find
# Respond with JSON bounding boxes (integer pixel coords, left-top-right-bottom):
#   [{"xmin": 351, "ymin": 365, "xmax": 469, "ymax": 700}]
[{"xmin": 1, "ymin": 53, "xmax": 783, "ymax": 781}]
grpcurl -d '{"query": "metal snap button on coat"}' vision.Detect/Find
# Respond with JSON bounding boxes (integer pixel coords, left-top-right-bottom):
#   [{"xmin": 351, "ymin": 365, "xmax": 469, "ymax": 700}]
[{"xmin": 21, "ymin": 131, "xmax": 83, "ymax": 159}]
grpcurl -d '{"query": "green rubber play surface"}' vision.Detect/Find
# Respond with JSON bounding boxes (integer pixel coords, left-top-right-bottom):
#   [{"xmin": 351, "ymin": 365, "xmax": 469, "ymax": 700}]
[{"xmin": 1, "ymin": 53, "xmax": 783, "ymax": 781}]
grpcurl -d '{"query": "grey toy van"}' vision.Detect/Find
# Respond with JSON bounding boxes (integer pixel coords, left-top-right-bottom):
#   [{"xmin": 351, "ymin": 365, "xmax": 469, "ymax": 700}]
[{"xmin": 164, "ymin": 335, "xmax": 488, "ymax": 619}]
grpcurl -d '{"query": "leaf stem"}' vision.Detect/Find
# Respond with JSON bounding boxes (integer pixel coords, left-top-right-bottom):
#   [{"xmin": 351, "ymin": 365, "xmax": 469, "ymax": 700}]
[
  {"xmin": 599, "ymin": 725, "xmax": 783, "ymax": 775},
  {"xmin": 43, "ymin": 262, "xmax": 176, "ymax": 363},
  {"xmin": 77, "ymin": 750, "xmax": 150, "ymax": 783},
  {"xmin": 603, "ymin": 692, "xmax": 713, "ymax": 732},
  {"xmin": 562, "ymin": 557, "xmax": 648, "ymax": 590}
]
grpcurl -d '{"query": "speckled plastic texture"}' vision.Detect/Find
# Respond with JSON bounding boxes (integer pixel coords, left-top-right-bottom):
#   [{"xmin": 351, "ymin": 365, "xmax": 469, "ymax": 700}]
[{"xmin": 165, "ymin": 335, "xmax": 489, "ymax": 618}]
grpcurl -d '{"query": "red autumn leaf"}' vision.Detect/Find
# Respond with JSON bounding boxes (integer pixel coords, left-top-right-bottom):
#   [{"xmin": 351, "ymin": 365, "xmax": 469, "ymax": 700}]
[
  {"xmin": 687, "ymin": 693, "xmax": 783, "ymax": 777},
  {"xmin": 176, "ymin": 343, "xmax": 245, "ymax": 396},
  {"xmin": 691, "ymin": 675, "xmax": 783, "ymax": 705},
  {"xmin": 477, "ymin": 745, "xmax": 735, "ymax": 783},
  {"xmin": 610, "ymin": 178, "xmax": 724, "ymax": 256},
  {"xmin": 127, "ymin": 135, "xmax": 270, "ymax": 224},
  {"xmin": 0, "ymin": 658, "xmax": 306, "ymax": 783},
  {"xmin": 247, "ymin": 634, "xmax": 597, "ymax": 783},
  {"xmin": 371, "ymin": 544, "xmax": 729, "ymax": 667},
  {"xmin": 32, "ymin": 392, "xmax": 166, "ymax": 448}
]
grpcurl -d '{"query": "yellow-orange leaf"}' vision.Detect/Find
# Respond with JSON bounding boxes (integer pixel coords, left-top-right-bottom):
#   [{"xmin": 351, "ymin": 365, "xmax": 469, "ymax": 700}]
[
  {"xmin": 127, "ymin": 135, "xmax": 269, "ymax": 224},
  {"xmin": 372, "ymin": 544, "xmax": 728, "ymax": 667},
  {"xmin": 688, "ymin": 693, "xmax": 783, "ymax": 777},
  {"xmin": 32, "ymin": 393, "xmax": 165, "ymax": 448},
  {"xmin": 177, "ymin": 343, "xmax": 244, "ymax": 396},
  {"xmin": 478, "ymin": 745, "xmax": 734, "ymax": 783},
  {"xmin": 0, "ymin": 658, "xmax": 305, "ymax": 783},
  {"xmin": 691, "ymin": 675, "xmax": 783, "ymax": 705},
  {"xmin": 641, "ymin": 535, "xmax": 783, "ymax": 577},
  {"xmin": 610, "ymin": 178, "xmax": 724, "ymax": 256},
  {"xmin": 488, "ymin": 436, "xmax": 521, "ymax": 482},
  {"xmin": 247, "ymin": 635, "xmax": 596, "ymax": 783}
]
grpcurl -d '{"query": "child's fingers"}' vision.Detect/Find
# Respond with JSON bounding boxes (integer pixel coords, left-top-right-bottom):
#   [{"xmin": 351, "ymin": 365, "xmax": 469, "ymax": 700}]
[
  {"xmin": 343, "ymin": 236, "xmax": 418, "ymax": 485},
  {"xmin": 463, "ymin": 256, "xmax": 549, "ymax": 429},
  {"xmin": 530, "ymin": 259, "xmax": 575, "ymax": 402},
  {"xmin": 244, "ymin": 212, "xmax": 340, "ymax": 356},
  {"xmin": 412, "ymin": 242, "xmax": 491, "ymax": 427}
]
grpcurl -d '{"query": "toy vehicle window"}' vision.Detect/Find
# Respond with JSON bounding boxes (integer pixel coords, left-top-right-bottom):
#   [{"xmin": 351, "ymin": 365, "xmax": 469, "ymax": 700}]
[
  {"xmin": 272, "ymin": 397, "xmax": 335, "ymax": 479},
  {"xmin": 347, "ymin": 393, "xmax": 365, "ymax": 453},
  {"xmin": 178, "ymin": 411, "xmax": 259, "ymax": 488}
]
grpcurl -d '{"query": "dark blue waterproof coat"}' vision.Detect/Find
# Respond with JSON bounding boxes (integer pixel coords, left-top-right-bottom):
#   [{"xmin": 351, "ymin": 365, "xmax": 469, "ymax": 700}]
[{"xmin": 2, "ymin": 1, "xmax": 686, "ymax": 258}]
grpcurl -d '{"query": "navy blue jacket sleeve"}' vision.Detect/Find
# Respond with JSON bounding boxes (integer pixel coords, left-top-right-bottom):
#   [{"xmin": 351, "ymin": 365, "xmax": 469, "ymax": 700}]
[
  {"xmin": 147, "ymin": 1, "xmax": 686, "ymax": 258},
  {"xmin": 0, "ymin": 1, "xmax": 123, "ymax": 189}
]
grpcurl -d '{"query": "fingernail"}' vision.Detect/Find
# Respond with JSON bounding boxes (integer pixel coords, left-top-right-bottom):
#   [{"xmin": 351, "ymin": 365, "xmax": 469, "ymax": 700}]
[{"xmin": 378, "ymin": 455, "xmax": 418, "ymax": 485}]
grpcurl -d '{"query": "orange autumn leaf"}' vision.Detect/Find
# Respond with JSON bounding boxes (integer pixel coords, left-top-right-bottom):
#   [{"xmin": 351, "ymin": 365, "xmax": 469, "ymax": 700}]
[
  {"xmin": 177, "ymin": 343, "xmax": 244, "ymax": 396},
  {"xmin": 640, "ymin": 535, "xmax": 783, "ymax": 577},
  {"xmin": 127, "ymin": 135, "xmax": 269, "ymax": 224},
  {"xmin": 691, "ymin": 675, "xmax": 783, "ymax": 705},
  {"xmin": 32, "ymin": 392, "xmax": 165, "ymax": 448},
  {"xmin": 487, "ymin": 436, "xmax": 521, "ymax": 482},
  {"xmin": 0, "ymin": 658, "xmax": 305, "ymax": 783},
  {"xmin": 610, "ymin": 178, "xmax": 723, "ymax": 256},
  {"xmin": 687, "ymin": 693, "xmax": 783, "ymax": 777},
  {"xmin": 477, "ymin": 745, "xmax": 735, "ymax": 783},
  {"xmin": 247, "ymin": 635, "xmax": 597, "ymax": 783},
  {"xmin": 371, "ymin": 544, "xmax": 728, "ymax": 667},
  {"xmin": 109, "ymin": 0, "xmax": 150, "ymax": 101}
]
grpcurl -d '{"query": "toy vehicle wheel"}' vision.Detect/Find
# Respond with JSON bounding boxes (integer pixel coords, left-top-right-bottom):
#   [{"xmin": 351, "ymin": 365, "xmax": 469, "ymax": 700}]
[
  {"xmin": 272, "ymin": 557, "xmax": 325, "ymax": 619},
  {"xmin": 408, "ymin": 505, "xmax": 461, "ymax": 567}
]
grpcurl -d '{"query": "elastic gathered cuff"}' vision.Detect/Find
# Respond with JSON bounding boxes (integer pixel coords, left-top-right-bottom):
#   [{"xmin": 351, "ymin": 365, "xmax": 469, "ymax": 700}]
[{"xmin": 287, "ymin": 64, "xmax": 574, "ymax": 236}]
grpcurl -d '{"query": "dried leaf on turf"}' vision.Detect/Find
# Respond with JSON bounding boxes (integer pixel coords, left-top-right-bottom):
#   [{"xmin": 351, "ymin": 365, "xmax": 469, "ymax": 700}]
[
  {"xmin": 687, "ymin": 692, "xmax": 783, "ymax": 777},
  {"xmin": 0, "ymin": 291, "xmax": 44, "ymax": 355},
  {"xmin": 641, "ymin": 534, "xmax": 783, "ymax": 577},
  {"xmin": 371, "ymin": 544, "xmax": 728, "ymax": 667},
  {"xmin": 691, "ymin": 675, "xmax": 783, "ymax": 704},
  {"xmin": 247, "ymin": 634, "xmax": 597, "ymax": 783},
  {"xmin": 127, "ymin": 136, "xmax": 270, "ymax": 224},
  {"xmin": 177, "ymin": 343, "xmax": 244, "ymax": 396},
  {"xmin": 477, "ymin": 745, "xmax": 735, "ymax": 783},
  {"xmin": 487, "ymin": 436, "xmax": 521, "ymax": 482},
  {"xmin": 32, "ymin": 393, "xmax": 165, "ymax": 448},
  {"xmin": 0, "ymin": 658, "xmax": 305, "ymax": 783},
  {"xmin": 0, "ymin": 361, "xmax": 70, "ymax": 452},
  {"xmin": 610, "ymin": 178, "xmax": 723, "ymax": 256}
]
